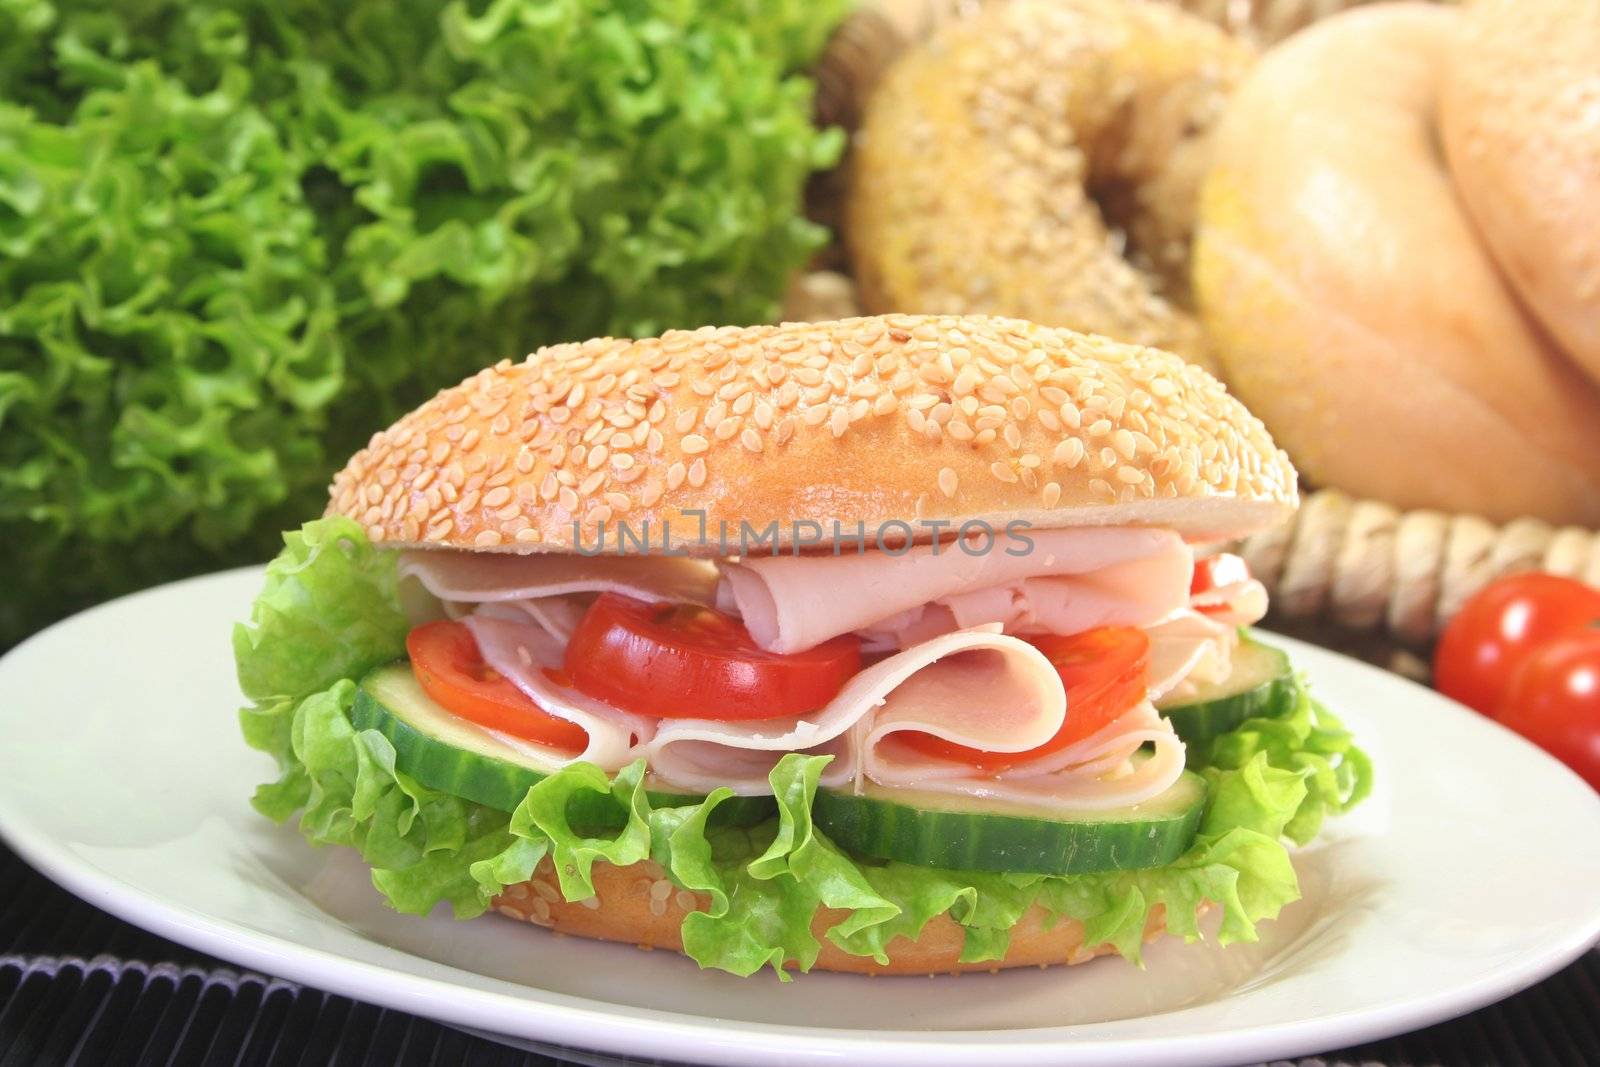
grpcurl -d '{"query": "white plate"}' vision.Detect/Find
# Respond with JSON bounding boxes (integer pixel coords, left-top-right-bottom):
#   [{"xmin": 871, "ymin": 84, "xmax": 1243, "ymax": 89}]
[{"xmin": 1, "ymin": 568, "xmax": 1597, "ymax": 1067}]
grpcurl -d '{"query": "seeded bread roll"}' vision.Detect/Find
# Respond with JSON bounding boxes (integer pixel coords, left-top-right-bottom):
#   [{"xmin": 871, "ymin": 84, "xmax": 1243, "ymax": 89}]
[
  {"xmin": 844, "ymin": 1, "xmax": 1253, "ymax": 375},
  {"xmin": 1195, "ymin": 4, "xmax": 1600, "ymax": 525},
  {"xmin": 490, "ymin": 857, "xmax": 1171, "ymax": 976},
  {"xmin": 1441, "ymin": 0, "xmax": 1600, "ymax": 387},
  {"xmin": 327, "ymin": 314, "xmax": 1297, "ymax": 550}
]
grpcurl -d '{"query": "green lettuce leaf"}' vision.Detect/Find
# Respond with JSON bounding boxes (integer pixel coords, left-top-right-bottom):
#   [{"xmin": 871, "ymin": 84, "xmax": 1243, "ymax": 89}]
[
  {"xmin": 232, "ymin": 515, "xmax": 410, "ymax": 818},
  {"xmin": 1188, "ymin": 667, "xmax": 1375, "ymax": 845},
  {"xmin": 238, "ymin": 521, "xmax": 1371, "ymax": 977},
  {"xmin": 2, "ymin": 0, "xmax": 850, "ymax": 650}
]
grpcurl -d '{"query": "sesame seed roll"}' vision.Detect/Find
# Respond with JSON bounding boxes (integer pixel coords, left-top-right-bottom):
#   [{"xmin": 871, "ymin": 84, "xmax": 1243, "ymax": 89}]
[
  {"xmin": 327, "ymin": 314, "xmax": 1297, "ymax": 553},
  {"xmin": 845, "ymin": 0, "xmax": 1253, "ymax": 377}
]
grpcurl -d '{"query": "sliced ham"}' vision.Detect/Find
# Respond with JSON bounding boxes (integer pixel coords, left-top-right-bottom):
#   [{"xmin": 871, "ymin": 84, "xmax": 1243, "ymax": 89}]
[
  {"xmin": 643, "ymin": 624, "xmax": 1187, "ymax": 809},
  {"xmin": 642, "ymin": 628, "xmax": 1065, "ymax": 794},
  {"xmin": 1191, "ymin": 576, "xmax": 1270, "ymax": 627},
  {"xmin": 1145, "ymin": 575, "xmax": 1272, "ymax": 699},
  {"xmin": 717, "ymin": 527, "xmax": 1192, "ymax": 654},
  {"xmin": 400, "ymin": 549, "xmax": 717, "ymax": 606},
  {"xmin": 1146, "ymin": 610, "xmax": 1240, "ymax": 700},
  {"xmin": 463, "ymin": 614, "xmax": 655, "ymax": 771},
  {"xmin": 864, "ymin": 700, "xmax": 1187, "ymax": 810}
]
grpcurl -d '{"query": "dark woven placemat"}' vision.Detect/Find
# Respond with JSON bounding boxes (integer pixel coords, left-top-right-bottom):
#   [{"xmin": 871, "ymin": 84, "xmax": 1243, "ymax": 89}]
[{"xmin": 2, "ymin": 842, "xmax": 1595, "ymax": 1067}]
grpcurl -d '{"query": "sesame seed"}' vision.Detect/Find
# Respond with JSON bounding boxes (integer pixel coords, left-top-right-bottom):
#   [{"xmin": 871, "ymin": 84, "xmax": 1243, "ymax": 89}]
[
  {"xmin": 687, "ymin": 458, "xmax": 707, "ymax": 488},
  {"xmin": 681, "ymin": 434, "xmax": 709, "ymax": 454},
  {"xmin": 741, "ymin": 428, "xmax": 763, "ymax": 453},
  {"xmin": 990, "ymin": 462, "xmax": 1019, "ymax": 484},
  {"xmin": 1042, "ymin": 481, "xmax": 1062, "ymax": 507},
  {"xmin": 666, "ymin": 462, "xmax": 686, "ymax": 490},
  {"xmin": 714, "ymin": 417, "xmax": 740, "ymax": 441},
  {"xmin": 483, "ymin": 486, "xmax": 512, "ymax": 508},
  {"xmin": 938, "ymin": 467, "xmax": 958, "ymax": 497},
  {"xmin": 587, "ymin": 445, "xmax": 609, "ymax": 469},
  {"xmin": 580, "ymin": 471, "xmax": 605, "ymax": 496},
  {"xmin": 1055, "ymin": 439, "xmax": 1085, "ymax": 467}
]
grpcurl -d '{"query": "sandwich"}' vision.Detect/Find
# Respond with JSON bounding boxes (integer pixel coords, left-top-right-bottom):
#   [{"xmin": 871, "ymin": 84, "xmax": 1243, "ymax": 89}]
[{"xmin": 234, "ymin": 314, "xmax": 1370, "ymax": 977}]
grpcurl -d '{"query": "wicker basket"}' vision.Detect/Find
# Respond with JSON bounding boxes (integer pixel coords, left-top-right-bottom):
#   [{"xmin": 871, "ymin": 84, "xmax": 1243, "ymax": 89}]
[{"xmin": 785, "ymin": 0, "xmax": 1597, "ymax": 677}]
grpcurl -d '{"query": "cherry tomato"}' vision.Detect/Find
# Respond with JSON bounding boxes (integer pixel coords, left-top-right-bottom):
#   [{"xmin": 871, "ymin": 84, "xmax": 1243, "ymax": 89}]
[
  {"xmin": 1496, "ymin": 629, "xmax": 1600, "ymax": 790},
  {"xmin": 1434, "ymin": 573, "xmax": 1600, "ymax": 716},
  {"xmin": 562, "ymin": 593, "xmax": 862, "ymax": 720},
  {"xmin": 901, "ymin": 627, "xmax": 1151, "ymax": 771},
  {"xmin": 1192, "ymin": 553, "xmax": 1251, "ymax": 598},
  {"xmin": 407, "ymin": 620, "xmax": 588, "ymax": 750}
]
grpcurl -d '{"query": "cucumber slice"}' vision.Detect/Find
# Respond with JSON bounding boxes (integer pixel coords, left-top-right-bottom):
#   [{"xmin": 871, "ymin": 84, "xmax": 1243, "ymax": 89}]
[
  {"xmin": 352, "ymin": 664, "xmax": 775, "ymax": 828},
  {"xmin": 1156, "ymin": 636, "xmax": 1296, "ymax": 743},
  {"xmin": 812, "ymin": 772, "xmax": 1207, "ymax": 875}
]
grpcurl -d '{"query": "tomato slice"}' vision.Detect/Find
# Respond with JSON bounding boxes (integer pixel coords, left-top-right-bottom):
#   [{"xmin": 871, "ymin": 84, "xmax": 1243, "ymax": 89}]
[
  {"xmin": 407, "ymin": 620, "xmax": 588, "ymax": 750},
  {"xmin": 900, "ymin": 627, "xmax": 1151, "ymax": 772},
  {"xmin": 563, "ymin": 593, "xmax": 862, "ymax": 720}
]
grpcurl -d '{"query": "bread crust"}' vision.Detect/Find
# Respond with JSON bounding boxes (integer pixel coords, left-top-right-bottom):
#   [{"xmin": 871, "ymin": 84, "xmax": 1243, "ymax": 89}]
[
  {"xmin": 1441, "ymin": 0, "xmax": 1600, "ymax": 385},
  {"xmin": 489, "ymin": 857, "xmax": 1170, "ymax": 976},
  {"xmin": 846, "ymin": 1, "xmax": 1252, "ymax": 373},
  {"xmin": 1194, "ymin": 5, "xmax": 1600, "ymax": 525},
  {"xmin": 328, "ymin": 314, "xmax": 1296, "ymax": 552}
]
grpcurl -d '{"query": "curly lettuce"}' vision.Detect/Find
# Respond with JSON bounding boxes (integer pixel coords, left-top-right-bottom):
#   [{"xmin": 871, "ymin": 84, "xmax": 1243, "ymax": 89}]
[
  {"xmin": 1, "ymin": 0, "xmax": 848, "ymax": 648},
  {"xmin": 236, "ymin": 519, "xmax": 1372, "ymax": 978}
]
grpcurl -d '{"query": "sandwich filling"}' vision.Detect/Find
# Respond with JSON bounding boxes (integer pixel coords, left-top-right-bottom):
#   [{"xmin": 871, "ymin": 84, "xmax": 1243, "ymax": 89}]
[{"xmin": 397, "ymin": 527, "xmax": 1264, "ymax": 810}]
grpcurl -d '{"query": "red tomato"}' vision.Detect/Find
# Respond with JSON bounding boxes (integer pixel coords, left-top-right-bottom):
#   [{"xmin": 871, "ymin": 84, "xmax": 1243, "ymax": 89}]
[
  {"xmin": 1434, "ymin": 573, "xmax": 1600, "ymax": 716},
  {"xmin": 1496, "ymin": 629, "xmax": 1600, "ymax": 790},
  {"xmin": 563, "ymin": 593, "xmax": 862, "ymax": 720},
  {"xmin": 901, "ymin": 627, "xmax": 1151, "ymax": 771},
  {"xmin": 407, "ymin": 620, "xmax": 588, "ymax": 750},
  {"xmin": 1192, "ymin": 553, "xmax": 1251, "ymax": 598}
]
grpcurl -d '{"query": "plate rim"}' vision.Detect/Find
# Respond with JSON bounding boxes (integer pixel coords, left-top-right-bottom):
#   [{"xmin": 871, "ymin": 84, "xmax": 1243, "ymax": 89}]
[{"xmin": 2, "ymin": 568, "xmax": 1598, "ymax": 1067}]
